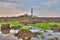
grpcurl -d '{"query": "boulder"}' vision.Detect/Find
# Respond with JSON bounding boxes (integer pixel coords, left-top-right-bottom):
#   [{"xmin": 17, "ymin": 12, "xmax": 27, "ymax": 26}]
[
  {"xmin": 1, "ymin": 24, "xmax": 10, "ymax": 34},
  {"xmin": 51, "ymin": 25, "xmax": 60, "ymax": 32},
  {"xmin": 14, "ymin": 29, "xmax": 41, "ymax": 40}
]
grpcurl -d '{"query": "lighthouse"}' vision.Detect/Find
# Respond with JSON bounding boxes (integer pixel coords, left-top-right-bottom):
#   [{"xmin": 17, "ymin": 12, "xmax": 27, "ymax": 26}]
[{"xmin": 31, "ymin": 8, "xmax": 33, "ymax": 17}]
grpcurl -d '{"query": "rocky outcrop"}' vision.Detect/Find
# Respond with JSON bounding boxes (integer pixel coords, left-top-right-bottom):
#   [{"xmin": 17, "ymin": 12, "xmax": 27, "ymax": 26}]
[
  {"xmin": 1, "ymin": 24, "xmax": 10, "ymax": 34},
  {"xmin": 51, "ymin": 25, "xmax": 60, "ymax": 32},
  {"xmin": 14, "ymin": 30, "xmax": 40, "ymax": 40},
  {"xmin": 11, "ymin": 25, "xmax": 21, "ymax": 30}
]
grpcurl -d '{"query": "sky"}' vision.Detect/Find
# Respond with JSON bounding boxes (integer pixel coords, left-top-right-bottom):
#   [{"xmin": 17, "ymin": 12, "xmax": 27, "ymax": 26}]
[{"xmin": 0, "ymin": 0, "xmax": 60, "ymax": 17}]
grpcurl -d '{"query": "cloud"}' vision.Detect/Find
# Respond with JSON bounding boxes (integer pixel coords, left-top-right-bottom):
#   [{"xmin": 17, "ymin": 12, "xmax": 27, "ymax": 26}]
[
  {"xmin": 0, "ymin": 0, "xmax": 60, "ymax": 17},
  {"xmin": 34, "ymin": 0, "xmax": 59, "ymax": 7},
  {"xmin": 34, "ymin": 10, "xmax": 60, "ymax": 17},
  {"xmin": 0, "ymin": 0, "xmax": 19, "ymax": 3},
  {"xmin": 41, "ymin": 0, "xmax": 58, "ymax": 6},
  {"xmin": 0, "ymin": 0, "xmax": 32, "ymax": 4},
  {"xmin": 0, "ymin": 2, "xmax": 26, "ymax": 17},
  {"xmin": 0, "ymin": 0, "xmax": 60, "ymax": 8}
]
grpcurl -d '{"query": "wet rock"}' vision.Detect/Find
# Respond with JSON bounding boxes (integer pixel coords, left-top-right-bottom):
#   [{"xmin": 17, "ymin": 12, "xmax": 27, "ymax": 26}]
[
  {"xmin": 30, "ymin": 26, "xmax": 42, "ymax": 32},
  {"xmin": 49, "ymin": 37, "xmax": 58, "ymax": 40},
  {"xmin": 0, "ymin": 30, "xmax": 19, "ymax": 40},
  {"xmin": 1, "ymin": 24, "xmax": 10, "ymax": 34},
  {"xmin": 44, "ymin": 30, "xmax": 54, "ymax": 33},
  {"xmin": 31, "ymin": 37, "xmax": 40, "ymax": 40},
  {"xmin": 54, "ymin": 32, "xmax": 60, "ymax": 40},
  {"xmin": 42, "ymin": 29, "xmax": 60, "ymax": 40},
  {"xmin": 51, "ymin": 25, "xmax": 60, "ymax": 32},
  {"xmin": 11, "ymin": 25, "xmax": 21, "ymax": 30},
  {"xmin": 43, "ymin": 33, "xmax": 57, "ymax": 40},
  {"xmin": 14, "ymin": 29, "xmax": 41, "ymax": 40}
]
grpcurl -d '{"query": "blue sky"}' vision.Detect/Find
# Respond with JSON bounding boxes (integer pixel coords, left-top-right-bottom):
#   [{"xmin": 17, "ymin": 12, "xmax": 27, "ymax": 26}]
[{"xmin": 0, "ymin": 0, "xmax": 60, "ymax": 17}]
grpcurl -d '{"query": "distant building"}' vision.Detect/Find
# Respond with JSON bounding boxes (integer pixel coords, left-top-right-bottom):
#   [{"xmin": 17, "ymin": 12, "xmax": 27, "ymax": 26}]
[{"xmin": 24, "ymin": 14, "xmax": 28, "ymax": 17}]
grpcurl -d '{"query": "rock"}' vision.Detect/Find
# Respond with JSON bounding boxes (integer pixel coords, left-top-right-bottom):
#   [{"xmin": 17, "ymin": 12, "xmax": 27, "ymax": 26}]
[
  {"xmin": 51, "ymin": 25, "xmax": 60, "ymax": 32},
  {"xmin": 54, "ymin": 32, "xmax": 60, "ymax": 40},
  {"xmin": 0, "ymin": 30, "xmax": 19, "ymax": 40},
  {"xmin": 49, "ymin": 37, "xmax": 58, "ymax": 40},
  {"xmin": 14, "ymin": 29, "xmax": 41, "ymax": 40},
  {"xmin": 30, "ymin": 27, "xmax": 42, "ymax": 32},
  {"xmin": 31, "ymin": 37, "xmax": 40, "ymax": 40},
  {"xmin": 1, "ymin": 24, "xmax": 10, "ymax": 34},
  {"xmin": 43, "ymin": 29, "xmax": 60, "ymax": 40},
  {"xmin": 11, "ymin": 25, "xmax": 21, "ymax": 30},
  {"xmin": 44, "ymin": 30, "xmax": 54, "ymax": 33}
]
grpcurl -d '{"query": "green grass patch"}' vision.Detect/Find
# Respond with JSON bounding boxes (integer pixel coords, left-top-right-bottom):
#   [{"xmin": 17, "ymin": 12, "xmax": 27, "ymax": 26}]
[
  {"xmin": 0, "ymin": 21, "xmax": 20, "ymax": 27},
  {"xmin": 0, "ymin": 21, "xmax": 60, "ymax": 30}
]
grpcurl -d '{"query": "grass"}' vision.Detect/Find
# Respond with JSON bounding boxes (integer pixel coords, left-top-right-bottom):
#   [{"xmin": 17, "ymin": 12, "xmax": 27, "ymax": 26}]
[
  {"xmin": 34, "ymin": 23, "xmax": 51, "ymax": 30},
  {"xmin": 0, "ymin": 21, "xmax": 20, "ymax": 27},
  {"xmin": 34, "ymin": 22, "xmax": 60, "ymax": 30},
  {"xmin": 0, "ymin": 21, "xmax": 60, "ymax": 30}
]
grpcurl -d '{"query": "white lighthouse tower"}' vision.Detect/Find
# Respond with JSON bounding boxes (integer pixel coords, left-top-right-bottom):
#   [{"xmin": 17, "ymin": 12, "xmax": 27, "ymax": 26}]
[{"xmin": 31, "ymin": 8, "xmax": 33, "ymax": 17}]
